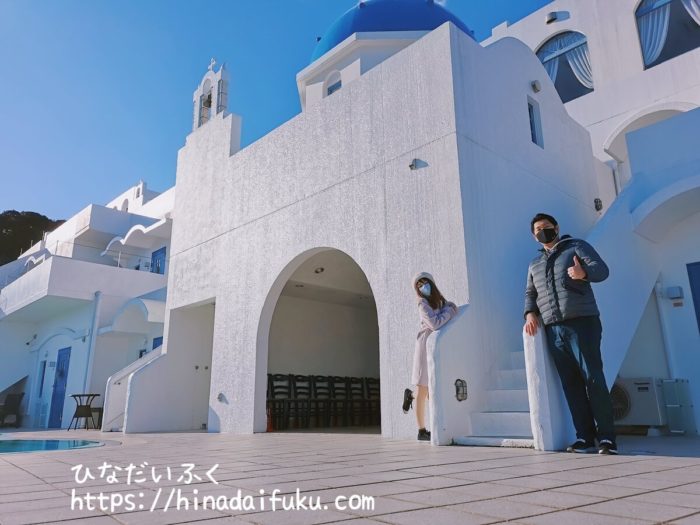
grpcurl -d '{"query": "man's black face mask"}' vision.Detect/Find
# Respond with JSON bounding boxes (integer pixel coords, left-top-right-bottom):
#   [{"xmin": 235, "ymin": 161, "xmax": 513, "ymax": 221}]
[{"xmin": 535, "ymin": 228, "xmax": 557, "ymax": 244}]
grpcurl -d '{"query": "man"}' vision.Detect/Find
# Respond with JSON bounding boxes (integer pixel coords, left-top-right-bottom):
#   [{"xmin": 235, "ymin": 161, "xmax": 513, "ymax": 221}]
[{"xmin": 524, "ymin": 213, "xmax": 617, "ymax": 455}]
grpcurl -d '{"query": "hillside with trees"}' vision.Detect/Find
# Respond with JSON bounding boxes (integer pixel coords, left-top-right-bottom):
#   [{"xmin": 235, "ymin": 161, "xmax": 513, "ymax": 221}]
[{"xmin": 0, "ymin": 211, "xmax": 64, "ymax": 266}]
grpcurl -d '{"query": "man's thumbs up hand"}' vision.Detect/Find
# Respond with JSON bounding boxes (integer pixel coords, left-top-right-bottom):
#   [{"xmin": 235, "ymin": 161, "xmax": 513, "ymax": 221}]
[{"xmin": 568, "ymin": 255, "xmax": 587, "ymax": 280}]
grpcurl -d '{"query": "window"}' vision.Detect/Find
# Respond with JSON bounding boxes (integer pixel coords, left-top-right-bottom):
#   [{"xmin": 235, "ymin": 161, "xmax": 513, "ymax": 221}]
[
  {"xmin": 327, "ymin": 80, "xmax": 342, "ymax": 96},
  {"xmin": 636, "ymin": 0, "xmax": 700, "ymax": 69},
  {"xmin": 528, "ymin": 98, "xmax": 544, "ymax": 148},
  {"xmin": 217, "ymin": 78, "xmax": 228, "ymax": 114},
  {"xmin": 536, "ymin": 31, "xmax": 594, "ymax": 103},
  {"xmin": 198, "ymin": 81, "xmax": 212, "ymax": 127},
  {"xmin": 325, "ymin": 71, "xmax": 342, "ymax": 97},
  {"xmin": 151, "ymin": 247, "xmax": 166, "ymax": 275}
]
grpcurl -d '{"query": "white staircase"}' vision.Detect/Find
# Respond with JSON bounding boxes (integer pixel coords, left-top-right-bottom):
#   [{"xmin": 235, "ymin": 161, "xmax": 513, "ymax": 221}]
[
  {"xmin": 102, "ymin": 346, "xmax": 163, "ymax": 432},
  {"xmin": 454, "ymin": 350, "xmax": 534, "ymax": 448}
]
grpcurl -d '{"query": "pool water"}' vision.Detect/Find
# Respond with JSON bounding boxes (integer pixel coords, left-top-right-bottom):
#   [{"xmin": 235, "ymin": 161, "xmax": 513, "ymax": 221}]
[{"xmin": 0, "ymin": 439, "xmax": 102, "ymax": 453}]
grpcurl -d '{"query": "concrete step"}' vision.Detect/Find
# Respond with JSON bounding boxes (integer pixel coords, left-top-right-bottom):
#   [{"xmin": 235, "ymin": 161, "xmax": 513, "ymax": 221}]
[
  {"xmin": 486, "ymin": 389, "xmax": 530, "ymax": 412},
  {"xmin": 454, "ymin": 436, "xmax": 534, "ymax": 448},
  {"xmin": 495, "ymin": 368, "xmax": 528, "ymax": 390},
  {"xmin": 470, "ymin": 411, "xmax": 532, "ymax": 438}
]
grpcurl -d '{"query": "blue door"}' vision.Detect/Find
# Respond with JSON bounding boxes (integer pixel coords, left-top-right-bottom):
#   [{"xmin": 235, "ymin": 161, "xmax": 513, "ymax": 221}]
[
  {"xmin": 48, "ymin": 347, "xmax": 71, "ymax": 428},
  {"xmin": 151, "ymin": 247, "xmax": 166, "ymax": 275},
  {"xmin": 688, "ymin": 262, "xmax": 700, "ymax": 334}
]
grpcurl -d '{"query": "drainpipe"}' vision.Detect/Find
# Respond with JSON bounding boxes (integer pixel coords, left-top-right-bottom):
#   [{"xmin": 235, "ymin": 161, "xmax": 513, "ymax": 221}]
[
  {"xmin": 82, "ymin": 291, "xmax": 103, "ymax": 393},
  {"xmin": 654, "ymin": 282, "xmax": 676, "ymax": 378}
]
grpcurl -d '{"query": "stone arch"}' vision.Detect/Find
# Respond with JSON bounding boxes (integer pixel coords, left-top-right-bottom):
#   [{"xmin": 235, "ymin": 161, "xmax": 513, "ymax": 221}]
[
  {"xmin": 603, "ymin": 101, "xmax": 697, "ymax": 162},
  {"xmin": 633, "ymin": 175, "xmax": 700, "ymax": 242}
]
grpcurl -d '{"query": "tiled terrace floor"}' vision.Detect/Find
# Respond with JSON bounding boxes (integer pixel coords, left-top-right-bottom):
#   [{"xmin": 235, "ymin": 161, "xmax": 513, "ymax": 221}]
[{"xmin": 1, "ymin": 430, "xmax": 699, "ymax": 525}]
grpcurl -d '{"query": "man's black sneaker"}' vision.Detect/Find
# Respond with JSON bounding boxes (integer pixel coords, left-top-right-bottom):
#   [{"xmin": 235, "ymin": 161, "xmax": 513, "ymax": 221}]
[
  {"xmin": 402, "ymin": 388, "xmax": 414, "ymax": 413},
  {"xmin": 417, "ymin": 428, "xmax": 431, "ymax": 441},
  {"xmin": 566, "ymin": 439, "xmax": 596, "ymax": 453},
  {"xmin": 598, "ymin": 439, "xmax": 618, "ymax": 455}
]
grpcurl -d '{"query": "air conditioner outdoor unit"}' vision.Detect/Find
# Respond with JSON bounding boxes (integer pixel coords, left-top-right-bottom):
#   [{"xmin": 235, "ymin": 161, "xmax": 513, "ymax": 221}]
[{"xmin": 611, "ymin": 377, "xmax": 667, "ymax": 426}]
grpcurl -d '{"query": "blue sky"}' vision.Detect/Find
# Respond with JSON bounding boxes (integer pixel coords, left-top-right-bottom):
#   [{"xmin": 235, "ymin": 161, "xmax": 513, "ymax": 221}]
[{"xmin": 0, "ymin": 0, "xmax": 552, "ymax": 219}]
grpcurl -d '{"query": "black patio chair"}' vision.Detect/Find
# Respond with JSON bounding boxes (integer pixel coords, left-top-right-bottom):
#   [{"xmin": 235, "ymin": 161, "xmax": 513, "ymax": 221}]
[
  {"xmin": 267, "ymin": 374, "xmax": 292, "ymax": 430},
  {"xmin": 329, "ymin": 376, "xmax": 351, "ymax": 427},
  {"xmin": 289, "ymin": 375, "xmax": 312, "ymax": 429},
  {"xmin": 348, "ymin": 376, "xmax": 367, "ymax": 426},
  {"xmin": 365, "ymin": 377, "xmax": 381, "ymax": 426},
  {"xmin": 310, "ymin": 375, "xmax": 332, "ymax": 428},
  {"xmin": 0, "ymin": 393, "xmax": 24, "ymax": 428}
]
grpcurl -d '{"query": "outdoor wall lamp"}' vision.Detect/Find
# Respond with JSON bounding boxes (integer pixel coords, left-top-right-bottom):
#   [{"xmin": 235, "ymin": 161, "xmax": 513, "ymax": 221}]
[
  {"xmin": 409, "ymin": 159, "xmax": 428, "ymax": 170},
  {"xmin": 455, "ymin": 379, "xmax": 468, "ymax": 401}
]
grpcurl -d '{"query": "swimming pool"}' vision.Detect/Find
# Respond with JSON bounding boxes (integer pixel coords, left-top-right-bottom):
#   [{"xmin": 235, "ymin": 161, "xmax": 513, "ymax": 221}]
[{"xmin": 0, "ymin": 439, "xmax": 102, "ymax": 453}]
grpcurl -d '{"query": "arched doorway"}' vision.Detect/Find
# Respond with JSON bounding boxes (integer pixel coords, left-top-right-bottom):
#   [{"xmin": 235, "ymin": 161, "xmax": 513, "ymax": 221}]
[{"xmin": 258, "ymin": 248, "xmax": 380, "ymax": 434}]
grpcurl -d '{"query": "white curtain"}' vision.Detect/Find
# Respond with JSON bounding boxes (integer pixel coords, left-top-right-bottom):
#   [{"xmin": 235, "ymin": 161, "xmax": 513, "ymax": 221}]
[
  {"xmin": 565, "ymin": 42, "xmax": 594, "ymax": 89},
  {"xmin": 638, "ymin": 0, "xmax": 671, "ymax": 66},
  {"xmin": 537, "ymin": 32, "xmax": 592, "ymax": 89},
  {"xmin": 682, "ymin": 0, "xmax": 700, "ymax": 24}
]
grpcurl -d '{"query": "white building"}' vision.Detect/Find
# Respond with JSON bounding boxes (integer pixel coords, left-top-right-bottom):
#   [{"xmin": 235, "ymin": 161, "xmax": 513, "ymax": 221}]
[
  {"xmin": 485, "ymin": 0, "xmax": 700, "ymax": 448},
  {"xmin": 3, "ymin": 0, "xmax": 699, "ymax": 449},
  {"xmin": 0, "ymin": 181, "xmax": 173, "ymax": 430},
  {"xmin": 119, "ymin": 0, "xmax": 700, "ymax": 448}
]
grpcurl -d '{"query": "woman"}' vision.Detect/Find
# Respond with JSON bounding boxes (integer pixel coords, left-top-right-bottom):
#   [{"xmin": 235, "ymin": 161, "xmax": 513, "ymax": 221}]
[{"xmin": 403, "ymin": 272, "xmax": 458, "ymax": 441}]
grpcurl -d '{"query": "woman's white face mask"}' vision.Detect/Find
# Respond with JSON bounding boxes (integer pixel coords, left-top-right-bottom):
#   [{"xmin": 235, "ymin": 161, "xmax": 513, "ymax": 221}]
[{"xmin": 419, "ymin": 283, "xmax": 431, "ymax": 297}]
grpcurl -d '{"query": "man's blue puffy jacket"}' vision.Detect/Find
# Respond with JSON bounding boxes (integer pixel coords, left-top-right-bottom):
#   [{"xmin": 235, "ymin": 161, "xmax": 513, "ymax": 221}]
[{"xmin": 524, "ymin": 235, "xmax": 609, "ymax": 326}]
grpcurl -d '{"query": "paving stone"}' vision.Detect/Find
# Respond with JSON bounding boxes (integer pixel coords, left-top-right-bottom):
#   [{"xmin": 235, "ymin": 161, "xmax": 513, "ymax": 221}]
[{"xmin": 0, "ymin": 430, "xmax": 698, "ymax": 525}]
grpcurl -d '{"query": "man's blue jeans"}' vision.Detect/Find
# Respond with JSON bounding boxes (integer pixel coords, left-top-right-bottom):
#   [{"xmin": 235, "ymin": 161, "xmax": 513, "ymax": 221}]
[{"xmin": 544, "ymin": 316, "xmax": 616, "ymax": 442}]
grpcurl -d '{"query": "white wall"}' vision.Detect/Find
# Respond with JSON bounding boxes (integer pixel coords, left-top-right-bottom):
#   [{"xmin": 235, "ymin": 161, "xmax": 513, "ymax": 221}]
[
  {"xmin": 155, "ymin": 23, "xmax": 468, "ymax": 439},
  {"xmin": 656, "ymin": 211, "xmax": 700, "ymax": 427},
  {"xmin": 104, "ymin": 181, "xmax": 170, "ymax": 216},
  {"xmin": 424, "ymin": 29, "xmax": 602, "ymax": 445},
  {"xmin": 132, "ymin": 187, "xmax": 175, "ymax": 219},
  {"xmin": 618, "ymin": 292, "xmax": 670, "ymax": 379},
  {"xmin": 268, "ymin": 295, "xmax": 379, "ymax": 378},
  {"xmin": 0, "ymin": 321, "xmax": 35, "ymax": 416},
  {"xmin": 29, "ymin": 304, "xmax": 93, "ymax": 429},
  {"xmin": 484, "ymin": 0, "xmax": 700, "ymax": 171},
  {"xmin": 124, "ymin": 303, "xmax": 214, "ymax": 432},
  {"xmin": 131, "ymin": 21, "xmax": 605, "ymax": 444},
  {"xmin": 16, "ymin": 293, "xmax": 164, "ymax": 429},
  {"xmin": 299, "ymin": 31, "xmax": 429, "ymax": 110},
  {"xmin": 89, "ymin": 333, "xmax": 145, "ymax": 397}
]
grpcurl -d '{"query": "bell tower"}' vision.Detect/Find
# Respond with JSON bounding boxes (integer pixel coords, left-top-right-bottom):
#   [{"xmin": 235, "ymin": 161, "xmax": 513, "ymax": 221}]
[{"xmin": 192, "ymin": 58, "xmax": 229, "ymax": 131}]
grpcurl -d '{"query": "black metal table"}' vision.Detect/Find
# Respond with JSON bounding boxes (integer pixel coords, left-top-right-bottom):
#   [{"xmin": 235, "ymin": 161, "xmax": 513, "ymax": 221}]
[{"xmin": 68, "ymin": 394, "xmax": 100, "ymax": 431}]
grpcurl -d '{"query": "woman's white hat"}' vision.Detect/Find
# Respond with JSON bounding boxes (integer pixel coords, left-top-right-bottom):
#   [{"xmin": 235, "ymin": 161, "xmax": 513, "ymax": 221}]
[{"xmin": 413, "ymin": 272, "xmax": 435, "ymax": 286}]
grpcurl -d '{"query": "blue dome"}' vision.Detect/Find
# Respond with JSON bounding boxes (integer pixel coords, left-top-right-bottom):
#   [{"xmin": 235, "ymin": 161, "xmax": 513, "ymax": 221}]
[{"xmin": 311, "ymin": 0, "xmax": 474, "ymax": 62}]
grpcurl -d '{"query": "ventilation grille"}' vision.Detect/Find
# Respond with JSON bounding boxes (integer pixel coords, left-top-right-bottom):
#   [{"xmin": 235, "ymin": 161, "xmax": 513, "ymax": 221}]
[{"xmin": 611, "ymin": 383, "xmax": 631, "ymax": 421}]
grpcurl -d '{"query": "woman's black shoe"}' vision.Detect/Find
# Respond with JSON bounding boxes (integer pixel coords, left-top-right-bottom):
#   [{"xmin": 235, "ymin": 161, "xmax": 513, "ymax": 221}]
[
  {"xmin": 417, "ymin": 428, "xmax": 430, "ymax": 441},
  {"xmin": 402, "ymin": 388, "xmax": 414, "ymax": 413}
]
